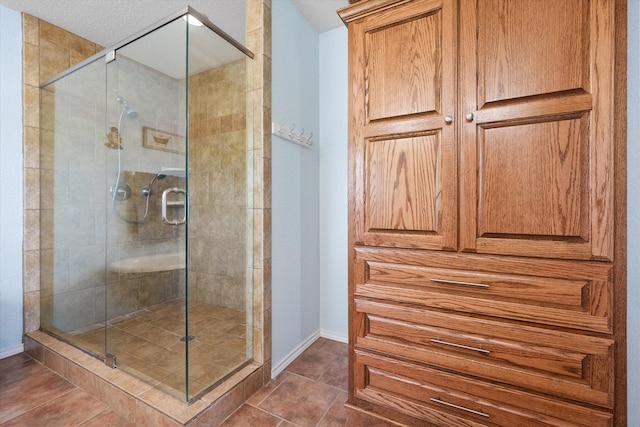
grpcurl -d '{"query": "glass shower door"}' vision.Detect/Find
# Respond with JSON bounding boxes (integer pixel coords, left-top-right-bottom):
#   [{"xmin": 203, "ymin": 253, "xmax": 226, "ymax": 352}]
[
  {"xmin": 39, "ymin": 56, "xmax": 109, "ymax": 358},
  {"xmin": 41, "ymin": 7, "xmax": 254, "ymax": 403},
  {"xmin": 104, "ymin": 16, "xmax": 189, "ymax": 399}
]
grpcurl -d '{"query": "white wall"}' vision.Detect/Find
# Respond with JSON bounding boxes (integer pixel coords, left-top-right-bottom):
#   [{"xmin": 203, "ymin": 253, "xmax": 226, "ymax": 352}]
[
  {"xmin": 271, "ymin": 0, "xmax": 321, "ymax": 374},
  {"xmin": 0, "ymin": 5, "xmax": 24, "ymax": 358},
  {"xmin": 627, "ymin": 0, "xmax": 639, "ymax": 421},
  {"xmin": 319, "ymin": 27, "xmax": 348, "ymax": 341}
]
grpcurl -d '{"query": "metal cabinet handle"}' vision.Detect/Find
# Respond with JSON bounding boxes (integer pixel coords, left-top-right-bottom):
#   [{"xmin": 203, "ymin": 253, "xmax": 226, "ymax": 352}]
[
  {"xmin": 465, "ymin": 112, "xmax": 474, "ymax": 122},
  {"xmin": 430, "ymin": 397, "xmax": 489, "ymax": 418},
  {"xmin": 430, "ymin": 338, "xmax": 490, "ymax": 354},
  {"xmin": 430, "ymin": 278, "xmax": 489, "ymax": 288},
  {"xmin": 162, "ymin": 187, "xmax": 187, "ymax": 225},
  {"xmin": 444, "ymin": 115, "xmax": 454, "ymax": 124}
]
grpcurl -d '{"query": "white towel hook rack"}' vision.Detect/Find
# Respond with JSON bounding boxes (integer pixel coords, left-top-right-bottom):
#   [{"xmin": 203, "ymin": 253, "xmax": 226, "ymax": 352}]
[{"xmin": 272, "ymin": 121, "xmax": 313, "ymax": 148}]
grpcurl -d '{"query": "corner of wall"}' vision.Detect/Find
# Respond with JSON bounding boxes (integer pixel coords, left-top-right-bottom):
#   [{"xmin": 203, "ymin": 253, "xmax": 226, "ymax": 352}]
[{"xmin": 0, "ymin": 5, "xmax": 24, "ymax": 356}]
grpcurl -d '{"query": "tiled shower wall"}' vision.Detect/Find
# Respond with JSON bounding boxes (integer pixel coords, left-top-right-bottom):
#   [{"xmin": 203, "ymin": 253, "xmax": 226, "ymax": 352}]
[{"xmin": 188, "ymin": 60, "xmax": 249, "ymax": 312}]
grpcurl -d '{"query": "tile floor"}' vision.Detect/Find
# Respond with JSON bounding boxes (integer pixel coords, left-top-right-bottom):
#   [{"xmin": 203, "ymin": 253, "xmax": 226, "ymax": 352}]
[
  {"xmin": 48, "ymin": 299, "xmax": 249, "ymax": 400},
  {"xmin": 0, "ymin": 338, "xmax": 398, "ymax": 426}
]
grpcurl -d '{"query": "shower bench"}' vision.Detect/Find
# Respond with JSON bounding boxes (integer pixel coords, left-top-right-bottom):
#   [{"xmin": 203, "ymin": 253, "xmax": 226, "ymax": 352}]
[{"xmin": 110, "ymin": 252, "xmax": 185, "ymax": 273}]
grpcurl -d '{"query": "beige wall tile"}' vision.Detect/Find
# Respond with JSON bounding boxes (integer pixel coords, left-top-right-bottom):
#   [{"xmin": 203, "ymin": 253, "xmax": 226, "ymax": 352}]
[
  {"xmin": 40, "ymin": 20, "xmax": 96, "ymax": 58},
  {"xmin": 23, "ymin": 290, "xmax": 40, "ymax": 332},
  {"xmin": 67, "ymin": 361, "xmax": 96, "ymax": 391},
  {"xmin": 23, "ymin": 126, "xmax": 40, "ymax": 169},
  {"xmin": 22, "ymin": 14, "xmax": 39, "ymax": 46},
  {"xmin": 44, "ymin": 347, "xmax": 69, "ymax": 378},
  {"xmin": 23, "ymin": 335, "xmax": 44, "ymax": 362},
  {"xmin": 96, "ymin": 378, "xmax": 137, "ymax": 421},
  {"xmin": 135, "ymin": 401, "xmax": 182, "ymax": 427},
  {"xmin": 22, "ymin": 43, "xmax": 40, "ymax": 87},
  {"xmin": 23, "ymin": 250, "xmax": 40, "ymax": 293},
  {"xmin": 24, "ymin": 167, "xmax": 40, "ymax": 210},
  {"xmin": 23, "ymin": 209, "xmax": 39, "ymax": 251},
  {"xmin": 22, "ymin": 84, "xmax": 40, "ymax": 128},
  {"xmin": 39, "ymin": 39, "xmax": 70, "ymax": 83}
]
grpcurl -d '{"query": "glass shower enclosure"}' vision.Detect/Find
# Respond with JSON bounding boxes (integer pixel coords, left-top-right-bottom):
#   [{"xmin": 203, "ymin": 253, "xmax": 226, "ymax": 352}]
[{"xmin": 39, "ymin": 7, "xmax": 254, "ymax": 401}]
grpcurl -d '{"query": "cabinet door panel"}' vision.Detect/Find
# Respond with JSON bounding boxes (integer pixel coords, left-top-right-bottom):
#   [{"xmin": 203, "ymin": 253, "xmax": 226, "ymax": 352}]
[
  {"xmin": 478, "ymin": 116, "xmax": 590, "ymax": 239},
  {"xmin": 351, "ymin": 0, "xmax": 457, "ymax": 250},
  {"xmin": 367, "ymin": 10, "xmax": 441, "ymax": 121},
  {"xmin": 366, "ymin": 134, "xmax": 439, "ymax": 233},
  {"xmin": 478, "ymin": 0, "xmax": 589, "ymax": 105},
  {"xmin": 459, "ymin": 0, "xmax": 615, "ymax": 260}
]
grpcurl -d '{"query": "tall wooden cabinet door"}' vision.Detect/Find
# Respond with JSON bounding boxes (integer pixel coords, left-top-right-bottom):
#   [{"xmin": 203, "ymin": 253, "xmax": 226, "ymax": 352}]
[
  {"xmin": 458, "ymin": 0, "xmax": 616, "ymax": 260},
  {"xmin": 348, "ymin": 0, "xmax": 457, "ymax": 250}
]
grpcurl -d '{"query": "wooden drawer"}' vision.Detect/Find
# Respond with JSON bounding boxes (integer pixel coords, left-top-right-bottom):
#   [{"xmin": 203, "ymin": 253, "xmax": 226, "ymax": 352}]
[
  {"xmin": 354, "ymin": 247, "xmax": 612, "ymax": 334},
  {"xmin": 353, "ymin": 349, "xmax": 613, "ymax": 427},
  {"xmin": 355, "ymin": 299, "xmax": 614, "ymax": 408}
]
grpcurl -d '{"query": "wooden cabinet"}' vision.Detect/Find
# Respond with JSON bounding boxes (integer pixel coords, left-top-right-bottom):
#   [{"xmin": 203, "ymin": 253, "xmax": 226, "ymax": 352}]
[{"xmin": 339, "ymin": 0, "xmax": 626, "ymax": 425}]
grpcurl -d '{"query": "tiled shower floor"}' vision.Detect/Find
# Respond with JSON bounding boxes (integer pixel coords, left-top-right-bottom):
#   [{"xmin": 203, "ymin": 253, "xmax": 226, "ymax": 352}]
[{"xmin": 53, "ymin": 299, "xmax": 249, "ymax": 400}]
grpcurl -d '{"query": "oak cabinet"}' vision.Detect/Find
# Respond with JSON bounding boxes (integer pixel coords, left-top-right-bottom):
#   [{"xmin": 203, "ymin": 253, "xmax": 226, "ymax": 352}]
[{"xmin": 339, "ymin": 0, "xmax": 626, "ymax": 425}]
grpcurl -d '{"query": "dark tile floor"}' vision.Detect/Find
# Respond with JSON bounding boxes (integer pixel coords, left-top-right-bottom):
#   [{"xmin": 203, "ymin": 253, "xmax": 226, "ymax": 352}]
[
  {"xmin": 51, "ymin": 299, "xmax": 248, "ymax": 400},
  {"xmin": 0, "ymin": 338, "xmax": 397, "ymax": 426}
]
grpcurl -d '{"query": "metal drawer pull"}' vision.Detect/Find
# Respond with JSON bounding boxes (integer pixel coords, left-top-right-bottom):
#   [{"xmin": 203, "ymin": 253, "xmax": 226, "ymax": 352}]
[
  {"xmin": 430, "ymin": 397, "xmax": 489, "ymax": 418},
  {"xmin": 430, "ymin": 278, "xmax": 489, "ymax": 288},
  {"xmin": 430, "ymin": 338, "xmax": 490, "ymax": 354}
]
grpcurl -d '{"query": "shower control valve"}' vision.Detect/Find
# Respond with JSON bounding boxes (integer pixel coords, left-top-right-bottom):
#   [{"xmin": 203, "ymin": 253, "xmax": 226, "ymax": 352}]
[{"xmin": 110, "ymin": 184, "xmax": 131, "ymax": 201}]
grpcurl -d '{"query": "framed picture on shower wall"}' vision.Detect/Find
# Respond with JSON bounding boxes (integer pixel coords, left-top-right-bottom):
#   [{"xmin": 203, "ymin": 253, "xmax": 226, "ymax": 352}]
[{"xmin": 142, "ymin": 126, "xmax": 185, "ymax": 154}]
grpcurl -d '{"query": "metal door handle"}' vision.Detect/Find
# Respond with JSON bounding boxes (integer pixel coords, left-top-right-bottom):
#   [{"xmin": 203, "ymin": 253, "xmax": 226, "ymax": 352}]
[{"xmin": 162, "ymin": 187, "xmax": 187, "ymax": 225}]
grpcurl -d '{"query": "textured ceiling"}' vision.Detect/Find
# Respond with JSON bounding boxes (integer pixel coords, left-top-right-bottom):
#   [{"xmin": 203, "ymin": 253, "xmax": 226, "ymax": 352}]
[
  {"xmin": 0, "ymin": 0, "xmax": 347, "ymax": 49},
  {"xmin": 291, "ymin": 0, "xmax": 347, "ymax": 33}
]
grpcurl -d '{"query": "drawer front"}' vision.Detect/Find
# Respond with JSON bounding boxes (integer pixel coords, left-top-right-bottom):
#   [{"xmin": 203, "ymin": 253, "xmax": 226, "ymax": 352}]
[
  {"xmin": 354, "ymin": 350, "xmax": 613, "ymax": 427},
  {"xmin": 354, "ymin": 249, "xmax": 612, "ymax": 334},
  {"xmin": 355, "ymin": 299, "xmax": 613, "ymax": 407}
]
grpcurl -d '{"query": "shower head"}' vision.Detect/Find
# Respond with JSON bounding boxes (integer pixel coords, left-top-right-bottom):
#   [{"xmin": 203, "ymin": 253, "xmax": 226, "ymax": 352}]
[
  {"xmin": 141, "ymin": 173, "xmax": 167, "ymax": 197},
  {"xmin": 125, "ymin": 109, "xmax": 139, "ymax": 119},
  {"xmin": 116, "ymin": 96, "xmax": 139, "ymax": 119}
]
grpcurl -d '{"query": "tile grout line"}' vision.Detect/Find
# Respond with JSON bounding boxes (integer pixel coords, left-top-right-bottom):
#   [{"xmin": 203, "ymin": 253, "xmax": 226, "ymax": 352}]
[
  {"xmin": 1, "ymin": 381, "xmax": 80, "ymax": 426},
  {"xmin": 314, "ymin": 388, "xmax": 344, "ymax": 427}
]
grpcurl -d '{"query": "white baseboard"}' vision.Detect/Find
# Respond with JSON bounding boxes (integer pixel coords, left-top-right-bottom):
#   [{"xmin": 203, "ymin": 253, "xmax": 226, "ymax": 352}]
[
  {"xmin": 270, "ymin": 329, "xmax": 348, "ymax": 379},
  {"xmin": 271, "ymin": 331, "xmax": 320, "ymax": 379},
  {"xmin": 320, "ymin": 329, "xmax": 347, "ymax": 343},
  {"xmin": 0, "ymin": 343, "xmax": 24, "ymax": 359}
]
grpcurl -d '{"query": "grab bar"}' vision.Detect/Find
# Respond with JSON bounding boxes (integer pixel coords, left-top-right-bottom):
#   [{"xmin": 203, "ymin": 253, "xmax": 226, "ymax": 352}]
[{"xmin": 161, "ymin": 187, "xmax": 187, "ymax": 225}]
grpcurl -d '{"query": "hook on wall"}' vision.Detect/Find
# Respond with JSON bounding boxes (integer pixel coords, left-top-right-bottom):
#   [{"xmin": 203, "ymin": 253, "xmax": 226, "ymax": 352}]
[{"xmin": 272, "ymin": 121, "xmax": 313, "ymax": 148}]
